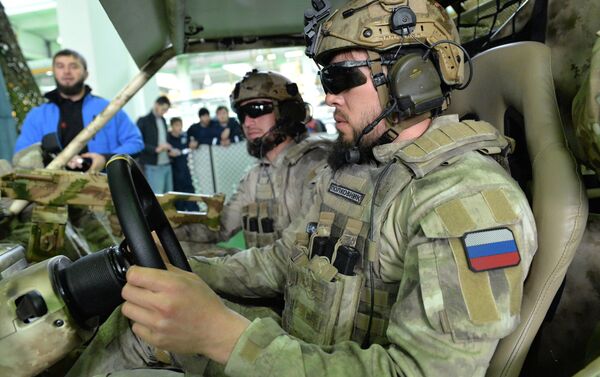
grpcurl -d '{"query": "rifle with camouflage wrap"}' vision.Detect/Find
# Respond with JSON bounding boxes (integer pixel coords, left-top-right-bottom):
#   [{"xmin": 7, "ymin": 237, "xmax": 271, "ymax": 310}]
[{"xmin": 0, "ymin": 168, "xmax": 224, "ymax": 261}]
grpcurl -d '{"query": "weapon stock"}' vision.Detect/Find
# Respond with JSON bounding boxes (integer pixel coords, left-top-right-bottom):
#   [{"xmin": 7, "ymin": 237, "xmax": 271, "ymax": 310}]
[
  {"xmin": 1, "ymin": 169, "xmax": 224, "ymax": 226},
  {"xmin": 156, "ymin": 191, "xmax": 225, "ymax": 231},
  {"xmin": 0, "ymin": 169, "xmax": 225, "ymax": 260}
]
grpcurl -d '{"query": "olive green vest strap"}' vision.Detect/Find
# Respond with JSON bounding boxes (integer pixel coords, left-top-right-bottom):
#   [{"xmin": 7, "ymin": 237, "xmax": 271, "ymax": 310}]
[
  {"xmin": 247, "ymin": 203, "xmax": 258, "ymax": 219},
  {"xmin": 255, "ymin": 175, "xmax": 274, "ymax": 201},
  {"xmin": 337, "ymin": 218, "xmax": 362, "ymax": 249},
  {"xmin": 316, "ymin": 211, "xmax": 335, "ymax": 237},
  {"xmin": 283, "ymin": 136, "xmax": 330, "ymax": 165},
  {"xmin": 369, "ymin": 163, "xmax": 413, "ymax": 269},
  {"xmin": 317, "ymin": 163, "xmax": 408, "ymax": 345},
  {"xmin": 355, "ymin": 312, "xmax": 388, "ymax": 338},
  {"xmin": 397, "ymin": 120, "xmax": 509, "ymax": 178}
]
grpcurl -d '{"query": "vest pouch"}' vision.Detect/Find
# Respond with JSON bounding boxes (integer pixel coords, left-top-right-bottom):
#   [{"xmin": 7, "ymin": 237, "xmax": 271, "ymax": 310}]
[
  {"xmin": 282, "ymin": 256, "xmax": 364, "ymax": 345},
  {"xmin": 243, "ymin": 230, "xmax": 258, "ymax": 248},
  {"xmin": 256, "ymin": 231, "xmax": 278, "ymax": 248},
  {"xmin": 242, "ymin": 203, "xmax": 259, "ymax": 248},
  {"xmin": 332, "ymin": 271, "xmax": 364, "ymax": 343}
]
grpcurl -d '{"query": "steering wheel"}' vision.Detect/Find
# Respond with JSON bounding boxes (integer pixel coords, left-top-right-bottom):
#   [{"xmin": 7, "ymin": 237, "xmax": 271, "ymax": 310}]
[{"xmin": 106, "ymin": 154, "xmax": 191, "ymax": 271}]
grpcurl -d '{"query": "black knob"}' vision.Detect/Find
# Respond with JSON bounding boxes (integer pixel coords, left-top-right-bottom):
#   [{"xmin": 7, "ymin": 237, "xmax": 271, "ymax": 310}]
[{"xmin": 15, "ymin": 291, "xmax": 48, "ymax": 323}]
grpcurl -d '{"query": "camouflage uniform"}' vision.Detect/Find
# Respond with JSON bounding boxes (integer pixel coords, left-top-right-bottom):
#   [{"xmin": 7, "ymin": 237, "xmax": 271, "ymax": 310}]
[
  {"xmin": 0, "ymin": 145, "xmax": 43, "ymax": 249},
  {"xmin": 67, "ymin": 115, "xmax": 537, "ymax": 377},
  {"xmin": 175, "ymin": 135, "xmax": 329, "ymax": 254},
  {"xmin": 572, "ymin": 31, "xmax": 600, "ymax": 173}
]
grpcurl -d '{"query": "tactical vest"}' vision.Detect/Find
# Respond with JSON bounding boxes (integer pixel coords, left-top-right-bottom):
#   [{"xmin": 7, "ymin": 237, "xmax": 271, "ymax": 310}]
[
  {"xmin": 242, "ymin": 137, "xmax": 329, "ymax": 248},
  {"xmin": 281, "ymin": 120, "xmax": 511, "ymax": 346}
]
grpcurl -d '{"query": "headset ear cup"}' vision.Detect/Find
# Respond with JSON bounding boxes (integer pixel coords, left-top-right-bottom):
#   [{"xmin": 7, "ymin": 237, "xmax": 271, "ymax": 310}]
[
  {"xmin": 389, "ymin": 53, "xmax": 445, "ymax": 118},
  {"xmin": 278, "ymin": 100, "xmax": 306, "ymax": 123},
  {"xmin": 276, "ymin": 100, "xmax": 308, "ymax": 137},
  {"xmin": 276, "ymin": 100, "xmax": 306, "ymax": 134}
]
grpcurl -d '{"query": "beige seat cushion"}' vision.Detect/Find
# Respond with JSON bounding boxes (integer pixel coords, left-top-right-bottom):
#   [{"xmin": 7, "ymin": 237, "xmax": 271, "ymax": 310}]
[{"xmin": 448, "ymin": 41, "xmax": 588, "ymax": 377}]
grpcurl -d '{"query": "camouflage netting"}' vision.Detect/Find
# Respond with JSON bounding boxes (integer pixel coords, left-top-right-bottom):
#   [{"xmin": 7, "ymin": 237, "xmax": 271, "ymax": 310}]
[
  {"xmin": 546, "ymin": 0, "xmax": 600, "ymax": 164},
  {"xmin": 451, "ymin": 0, "xmax": 600, "ymax": 165},
  {"xmin": 455, "ymin": 0, "xmax": 532, "ymax": 45},
  {"xmin": 572, "ymin": 31, "xmax": 600, "ymax": 175},
  {"xmin": 0, "ymin": 2, "xmax": 44, "ymax": 129}
]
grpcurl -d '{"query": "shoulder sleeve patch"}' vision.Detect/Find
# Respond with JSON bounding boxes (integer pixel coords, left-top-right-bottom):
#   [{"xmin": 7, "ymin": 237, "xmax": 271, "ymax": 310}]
[
  {"xmin": 420, "ymin": 189, "xmax": 521, "ymax": 238},
  {"xmin": 462, "ymin": 228, "xmax": 521, "ymax": 272}
]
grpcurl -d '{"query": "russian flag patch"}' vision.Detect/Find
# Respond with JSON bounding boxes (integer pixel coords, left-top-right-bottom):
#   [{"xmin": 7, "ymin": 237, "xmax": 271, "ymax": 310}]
[{"xmin": 462, "ymin": 228, "xmax": 520, "ymax": 272}]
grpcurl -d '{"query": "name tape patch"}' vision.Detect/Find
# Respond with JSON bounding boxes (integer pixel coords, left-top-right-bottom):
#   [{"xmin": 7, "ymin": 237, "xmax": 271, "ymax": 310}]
[
  {"xmin": 328, "ymin": 182, "xmax": 365, "ymax": 204},
  {"xmin": 462, "ymin": 227, "xmax": 520, "ymax": 272}
]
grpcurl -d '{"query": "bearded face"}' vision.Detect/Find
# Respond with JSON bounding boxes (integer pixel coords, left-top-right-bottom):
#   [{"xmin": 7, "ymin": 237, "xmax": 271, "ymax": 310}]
[
  {"xmin": 54, "ymin": 78, "xmax": 85, "ymax": 96},
  {"xmin": 55, "ymin": 77, "xmax": 86, "ymax": 96},
  {"xmin": 326, "ymin": 126, "xmax": 377, "ymax": 171},
  {"xmin": 52, "ymin": 54, "xmax": 88, "ymax": 97},
  {"xmin": 246, "ymin": 128, "xmax": 287, "ymax": 158}
]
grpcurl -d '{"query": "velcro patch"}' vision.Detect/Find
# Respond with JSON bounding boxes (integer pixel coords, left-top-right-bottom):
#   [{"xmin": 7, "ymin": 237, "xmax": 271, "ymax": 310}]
[
  {"xmin": 328, "ymin": 182, "xmax": 365, "ymax": 204},
  {"xmin": 462, "ymin": 228, "xmax": 520, "ymax": 272}
]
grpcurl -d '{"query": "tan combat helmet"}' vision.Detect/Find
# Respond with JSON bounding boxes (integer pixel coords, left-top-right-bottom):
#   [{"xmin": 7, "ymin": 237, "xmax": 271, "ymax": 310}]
[
  {"xmin": 304, "ymin": 0, "xmax": 468, "ymax": 139},
  {"xmin": 230, "ymin": 69, "xmax": 305, "ymax": 124},
  {"xmin": 230, "ymin": 70, "xmax": 308, "ymax": 157}
]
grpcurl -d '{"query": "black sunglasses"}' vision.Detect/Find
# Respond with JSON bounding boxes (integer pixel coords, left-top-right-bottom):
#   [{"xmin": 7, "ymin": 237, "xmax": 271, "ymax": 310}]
[
  {"xmin": 319, "ymin": 60, "xmax": 370, "ymax": 94},
  {"xmin": 237, "ymin": 102, "xmax": 274, "ymax": 123}
]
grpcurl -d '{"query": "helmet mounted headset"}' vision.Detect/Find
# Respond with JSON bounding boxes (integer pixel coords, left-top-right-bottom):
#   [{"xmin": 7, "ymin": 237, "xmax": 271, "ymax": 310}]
[{"xmin": 304, "ymin": 0, "xmax": 473, "ymax": 163}]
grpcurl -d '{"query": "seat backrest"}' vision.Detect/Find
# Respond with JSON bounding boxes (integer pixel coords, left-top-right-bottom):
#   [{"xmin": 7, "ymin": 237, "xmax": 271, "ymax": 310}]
[{"xmin": 447, "ymin": 41, "xmax": 588, "ymax": 377}]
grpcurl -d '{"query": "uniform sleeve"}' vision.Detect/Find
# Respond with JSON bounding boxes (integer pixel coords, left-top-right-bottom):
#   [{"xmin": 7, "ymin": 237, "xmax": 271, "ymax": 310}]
[
  {"xmin": 189, "ymin": 186, "xmax": 322, "ymax": 298},
  {"xmin": 111, "ymin": 110, "xmax": 143, "ymax": 155},
  {"xmin": 14, "ymin": 109, "xmax": 44, "ymax": 154},
  {"xmin": 222, "ymin": 188, "xmax": 536, "ymax": 377},
  {"xmin": 175, "ymin": 165, "xmax": 258, "ymax": 244},
  {"xmin": 190, "ymin": 242, "xmax": 288, "ymax": 298},
  {"xmin": 221, "ymin": 154, "xmax": 537, "ymax": 377}
]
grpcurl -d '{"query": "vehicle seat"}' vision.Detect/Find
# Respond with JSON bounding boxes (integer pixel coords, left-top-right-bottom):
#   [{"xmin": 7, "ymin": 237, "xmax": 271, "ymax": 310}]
[
  {"xmin": 447, "ymin": 41, "xmax": 589, "ymax": 377},
  {"xmin": 574, "ymin": 356, "xmax": 600, "ymax": 377}
]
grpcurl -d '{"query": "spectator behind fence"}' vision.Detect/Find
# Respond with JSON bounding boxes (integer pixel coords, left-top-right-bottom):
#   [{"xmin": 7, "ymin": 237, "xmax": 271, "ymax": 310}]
[
  {"xmin": 215, "ymin": 105, "xmax": 244, "ymax": 146},
  {"xmin": 187, "ymin": 107, "xmax": 222, "ymax": 146},
  {"xmin": 137, "ymin": 96, "xmax": 174, "ymax": 194},
  {"xmin": 13, "ymin": 48, "xmax": 143, "ymax": 172},
  {"xmin": 167, "ymin": 117, "xmax": 198, "ymax": 211}
]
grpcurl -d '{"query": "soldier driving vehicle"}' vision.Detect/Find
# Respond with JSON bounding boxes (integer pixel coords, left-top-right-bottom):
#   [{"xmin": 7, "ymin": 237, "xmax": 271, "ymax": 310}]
[
  {"xmin": 64, "ymin": 0, "xmax": 538, "ymax": 376},
  {"xmin": 0, "ymin": 0, "xmax": 597, "ymax": 376}
]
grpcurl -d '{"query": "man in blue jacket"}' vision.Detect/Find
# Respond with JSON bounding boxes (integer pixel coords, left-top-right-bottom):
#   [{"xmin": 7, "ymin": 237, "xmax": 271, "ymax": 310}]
[{"xmin": 13, "ymin": 49, "xmax": 143, "ymax": 172}]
